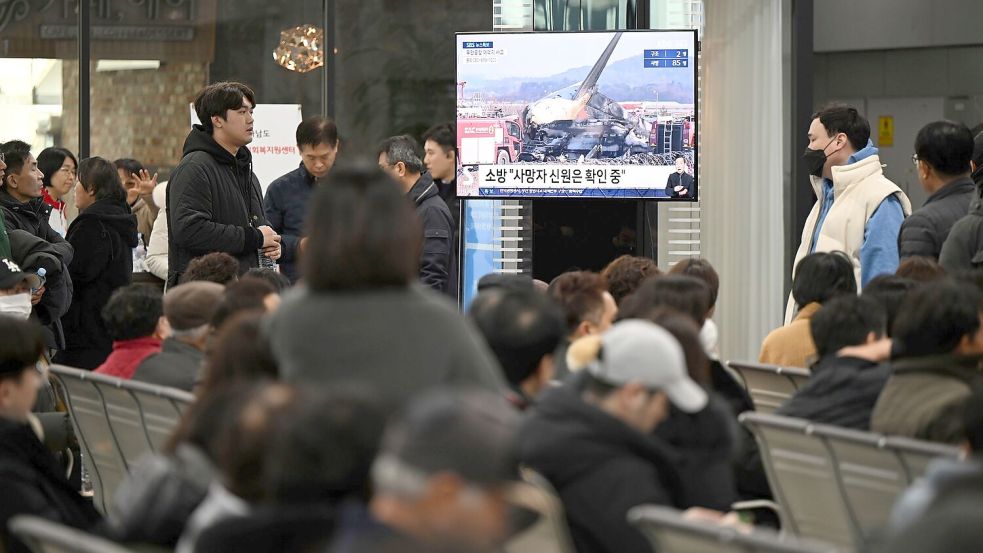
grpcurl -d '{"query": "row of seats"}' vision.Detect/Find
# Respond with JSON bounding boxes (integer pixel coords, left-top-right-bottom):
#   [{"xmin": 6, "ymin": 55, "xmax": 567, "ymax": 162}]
[
  {"xmin": 48, "ymin": 365, "xmax": 194, "ymax": 515},
  {"xmin": 36, "ymin": 361, "xmax": 958, "ymax": 553}
]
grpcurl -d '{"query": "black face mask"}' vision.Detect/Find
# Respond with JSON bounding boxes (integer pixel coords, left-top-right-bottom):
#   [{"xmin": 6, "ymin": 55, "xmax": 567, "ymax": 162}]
[{"xmin": 802, "ymin": 137, "xmax": 837, "ymax": 178}]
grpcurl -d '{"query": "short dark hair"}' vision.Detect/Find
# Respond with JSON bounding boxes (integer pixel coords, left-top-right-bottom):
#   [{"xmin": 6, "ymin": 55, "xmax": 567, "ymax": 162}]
[
  {"xmin": 810, "ymin": 295, "xmax": 886, "ymax": 357},
  {"xmin": 674, "ymin": 154, "xmax": 686, "ymax": 162},
  {"xmin": 812, "ymin": 104, "xmax": 871, "ymax": 151},
  {"xmin": 861, "ymin": 275, "xmax": 918, "ymax": 337},
  {"xmin": 601, "ymin": 255, "xmax": 662, "ymax": 305},
  {"xmin": 792, "ymin": 251, "xmax": 856, "ymax": 307},
  {"xmin": 193, "ymin": 81, "xmax": 256, "ymax": 134},
  {"xmin": 199, "ymin": 312, "xmax": 278, "ymax": 397},
  {"xmin": 261, "ymin": 385, "xmax": 385, "ymax": 503},
  {"xmin": 643, "ymin": 308, "xmax": 711, "ymax": 387},
  {"xmin": 469, "ymin": 287, "xmax": 566, "ymax": 386},
  {"xmin": 618, "ymin": 275, "xmax": 711, "ymax": 327},
  {"xmin": 296, "ymin": 116, "xmax": 339, "ymax": 149},
  {"xmin": 303, "ymin": 165, "xmax": 420, "ymax": 291},
  {"xmin": 78, "ymin": 157, "xmax": 126, "ymax": 204},
  {"xmin": 972, "ymin": 130, "xmax": 983, "ymax": 171},
  {"xmin": 669, "ymin": 258, "xmax": 719, "ymax": 310},
  {"xmin": 896, "ymin": 256, "xmax": 946, "ymax": 283},
  {"xmin": 181, "ymin": 252, "xmax": 240, "ymax": 286},
  {"xmin": 915, "ymin": 120, "xmax": 974, "ymax": 177},
  {"xmin": 0, "ymin": 140, "xmax": 32, "ymax": 187},
  {"xmin": 242, "ymin": 268, "xmax": 291, "ymax": 293},
  {"xmin": 547, "ymin": 271, "xmax": 608, "ymax": 334},
  {"xmin": 0, "ymin": 317, "xmax": 45, "ymax": 382},
  {"xmin": 422, "ymin": 122, "xmax": 455, "ymax": 153},
  {"xmin": 113, "ymin": 158, "xmax": 143, "ymax": 177},
  {"xmin": 101, "ymin": 284, "xmax": 163, "ymax": 341},
  {"xmin": 37, "ymin": 147, "xmax": 78, "ymax": 189},
  {"xmin": 210, "ymin": 277, "xmax": 277, "ymax": 329},
  {"xmin": 377, "ymin": 135, "xmax": 425, "ymax": 174},
  {"xmin": 893, "ymin": 279, "xmax": 983, "ymax": 357}
]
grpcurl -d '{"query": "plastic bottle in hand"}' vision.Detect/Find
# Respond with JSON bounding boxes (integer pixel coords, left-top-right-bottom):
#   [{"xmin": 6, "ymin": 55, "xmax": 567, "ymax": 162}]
[{"xmin": 32, "ymin": 268, "xmax": 46, "ymax": 295}]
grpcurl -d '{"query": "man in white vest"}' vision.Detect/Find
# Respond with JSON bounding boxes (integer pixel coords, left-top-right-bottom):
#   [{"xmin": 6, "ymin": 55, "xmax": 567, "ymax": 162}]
[{"xmin": 787, "ymin": 105, "xmax": 912, "ymax": 324}]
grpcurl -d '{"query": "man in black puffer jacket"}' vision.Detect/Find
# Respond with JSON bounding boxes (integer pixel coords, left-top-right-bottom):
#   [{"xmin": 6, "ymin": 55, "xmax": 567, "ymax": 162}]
[
  {"xmin": 167, "ymin": 82, "xmax": 281, "ymax": 288},
  {"xmin": 898, "ymin": 121, "xmax": 975, "ymax": 261},
  {"xmin": 940, "ymin": 130, "xmax": 983, "ymax": 271}
]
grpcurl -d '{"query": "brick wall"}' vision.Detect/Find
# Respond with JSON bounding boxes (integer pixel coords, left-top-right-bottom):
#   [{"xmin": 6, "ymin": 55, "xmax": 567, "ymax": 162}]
[{"xmin": 61, "ymin": 61, "xmax": 208, "ymax": 177}]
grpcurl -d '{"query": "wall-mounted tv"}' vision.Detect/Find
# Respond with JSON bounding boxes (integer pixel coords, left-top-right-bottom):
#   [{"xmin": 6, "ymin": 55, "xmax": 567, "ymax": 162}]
[{"xmin": 456, "ymin": 29, "xmax": 698, "ymax": 200}]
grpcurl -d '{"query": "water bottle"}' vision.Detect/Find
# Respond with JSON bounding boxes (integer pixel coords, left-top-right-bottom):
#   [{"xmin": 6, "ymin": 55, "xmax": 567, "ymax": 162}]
[
  {"xmin": 132, "ymin": 233, "xmax": 147, "ymax": 273},
  {"xmin": 32, "ymin": 268, "xmax": 46, "ymax": 295},
  {"xmin": 253, "ymin": 217, "xmax": 277, "ymax": 270}
]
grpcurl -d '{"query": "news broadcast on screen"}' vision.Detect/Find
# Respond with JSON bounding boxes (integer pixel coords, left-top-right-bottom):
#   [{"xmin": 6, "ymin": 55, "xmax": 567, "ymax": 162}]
[{"xmin": 456, "ymin": 29, "xmax": 698, "ymax": 200}]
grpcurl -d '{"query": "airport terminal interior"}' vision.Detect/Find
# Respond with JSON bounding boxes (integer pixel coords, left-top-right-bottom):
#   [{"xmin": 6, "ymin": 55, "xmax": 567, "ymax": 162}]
[{"xmin": 2, "ymin": 0, "xmax": 983, "ymax": 551}]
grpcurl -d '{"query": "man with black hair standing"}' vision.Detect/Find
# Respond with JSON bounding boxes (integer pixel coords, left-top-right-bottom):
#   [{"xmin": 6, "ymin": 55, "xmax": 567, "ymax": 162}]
[
  {"xmin": 788, "ymin": 105, "xmax": 911, "ymax": 322},
  {"xmin": 167, "ymin": 82, "xmax": 281, "ymax": 288},
  {"xmin": 265, "ymin": 116, "xmax": 339, "ymax": 282},
  {"xmin": 378, "ymin": 135, "xmax": 456, "ymax": 296},
  {"xmin": 899, "ymin": 121, "xmax": 975, "ymax": 260}
]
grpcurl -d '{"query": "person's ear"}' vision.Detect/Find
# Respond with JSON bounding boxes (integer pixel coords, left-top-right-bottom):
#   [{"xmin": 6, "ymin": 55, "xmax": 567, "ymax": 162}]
[
  {"xmin": 155, "ymin": 316, "xmax": 171, "ymax": 340},
  {"xmin": 211, "ymin": 115, "xmax": 223, "ymax": 130},
  {"xmin": 536, "ymin": 353, "xmax": 555, "ymax": 384}
]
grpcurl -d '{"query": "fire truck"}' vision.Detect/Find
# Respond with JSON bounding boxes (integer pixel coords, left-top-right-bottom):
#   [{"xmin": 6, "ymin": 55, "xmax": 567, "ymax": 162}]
[{"xmin": 457, "ymin": 117, "xmax": 524, "ymax": 166}]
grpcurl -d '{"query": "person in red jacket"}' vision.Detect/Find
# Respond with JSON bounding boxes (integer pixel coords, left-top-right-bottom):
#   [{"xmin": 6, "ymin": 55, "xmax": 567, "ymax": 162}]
[{"xmin": 94, "ymin": 284, "xmax": 166, "ymax": 379}]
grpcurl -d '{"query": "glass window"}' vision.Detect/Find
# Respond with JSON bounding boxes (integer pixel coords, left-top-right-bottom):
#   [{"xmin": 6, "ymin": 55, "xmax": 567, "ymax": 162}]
[{"xmin": 0, "ymin": 2, "xmax": 78, "ymax": 153}]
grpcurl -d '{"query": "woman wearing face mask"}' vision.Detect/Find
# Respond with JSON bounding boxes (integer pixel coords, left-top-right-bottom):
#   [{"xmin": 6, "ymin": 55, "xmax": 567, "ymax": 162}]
[
  {"xmin": 54, "ymin": 157, "xmax": 138, "ymax": 370},
  {"xmin": 37, "ymin": 148, "xmax": 78, "ymax": 238},
  {"xmin": 0, "ymin": 258, "xmax": 42, "ymax": 320}
]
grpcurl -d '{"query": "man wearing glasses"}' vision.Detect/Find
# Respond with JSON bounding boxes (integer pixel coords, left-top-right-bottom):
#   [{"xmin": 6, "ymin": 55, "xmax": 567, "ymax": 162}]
[
  {"xmin": 787, "ymin": 105, "xmax": 912, "ymax": 324},
  {"xmin": 898, "ymin": 121, "xmax": 976, "ymax": 261}
]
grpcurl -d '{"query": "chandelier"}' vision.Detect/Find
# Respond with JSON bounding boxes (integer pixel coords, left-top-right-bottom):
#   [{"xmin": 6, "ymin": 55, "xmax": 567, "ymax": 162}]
[{"xmin": 273, "ymin": 25, "xmax": 324, "ymax": 73}]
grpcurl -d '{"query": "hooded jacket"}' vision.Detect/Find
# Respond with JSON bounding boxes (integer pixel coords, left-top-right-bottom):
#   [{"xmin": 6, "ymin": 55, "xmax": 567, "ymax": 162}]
[
  {"xmin": 0, "ymin": 418, "xmax": 102, "ymax": 553},
  {"xmin": 518, "ymin": 382, "xmax": 682, "ymax": 553},
  {"xmin": 166, "ymin": 126, "xmax": 268, "ymax": 287},
  {"xmin": 939, "ymin": 168, "xmax": 983, "ymax": 271},
  {"xmin": 408, "ymin": 173, "xmax": 456, "ymax": 296},
  {"xmin": 58, "ymin": 198, "xmax": 138, "ymax": 369}
]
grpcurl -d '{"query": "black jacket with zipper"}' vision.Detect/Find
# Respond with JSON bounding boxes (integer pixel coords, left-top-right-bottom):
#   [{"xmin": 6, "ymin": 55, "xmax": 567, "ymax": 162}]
[
  {"xmin": 408, "ymin": 173, "xmax": 456, "ymax": 297},
  {"xmin": 0, "ymin": 191, "xmax": 73, "ymax": 262},
  {"xmin": 898, "ymin": 176, "xmax": 975, "ymax": 260},
  {"xmin": 939, "ymin": 168, "xmax": 983, "ymax": 271},
  {"xmin": 166, "ymin": 125, "xmax": 268, "ymax": 287}
]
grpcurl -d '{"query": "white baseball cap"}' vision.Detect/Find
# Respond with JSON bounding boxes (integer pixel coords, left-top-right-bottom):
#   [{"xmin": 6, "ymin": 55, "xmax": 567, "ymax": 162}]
[{"xmin": 585, "ymin": 319, "xmax": 708, "ymax": 413}]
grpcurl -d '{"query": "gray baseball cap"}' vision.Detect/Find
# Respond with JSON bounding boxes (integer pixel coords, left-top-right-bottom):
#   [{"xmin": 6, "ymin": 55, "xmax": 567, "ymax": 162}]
[{"xmin": 585, "ymin": 319, "xmax": 708, "ymax": 413}]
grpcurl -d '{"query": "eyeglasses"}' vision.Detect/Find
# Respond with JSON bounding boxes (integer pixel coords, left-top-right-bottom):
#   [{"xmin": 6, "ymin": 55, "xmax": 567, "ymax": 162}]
[{"xmin": 911, "ymin": 153, "xmax": 920, "ymax": 167}]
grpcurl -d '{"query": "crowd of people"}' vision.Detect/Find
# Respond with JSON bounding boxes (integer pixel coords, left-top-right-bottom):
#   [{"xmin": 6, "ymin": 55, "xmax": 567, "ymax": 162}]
[{"xmin": 1, "ymin": 82, "xmax": 983, "ymax": 553}]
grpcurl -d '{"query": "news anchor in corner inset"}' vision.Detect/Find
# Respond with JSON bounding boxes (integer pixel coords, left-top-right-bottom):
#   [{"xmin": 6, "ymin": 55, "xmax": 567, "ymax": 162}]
[{"xmin": 665, "ymin": 155, "xmax": 693, "ymax": 198}]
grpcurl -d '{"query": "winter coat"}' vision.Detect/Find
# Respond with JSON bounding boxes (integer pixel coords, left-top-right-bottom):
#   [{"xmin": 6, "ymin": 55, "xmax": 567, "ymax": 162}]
[
  {"xmin": 0, "ymin": 418, "xmax": 101, "ymax": 553},
  {"xmin": 166, "ymin": 125, "xmax": 269, "ymax": 287},
  {"xmin": 57, "ymin": 198, "xmax": 138, "ymax": 369},
  {"xmin": 132, "ymin": 338, "xmax": 204, "ymax": 392},
  {"xmin": 871, "ymin": 353, "xmax": 983, "ymax": 443},
  {"xmin": 408, "ymin": 173, "xmax": 456, "ymax": 296},
  {"xmin": 653, "ymin": 394, "xmax": 739, "ymax": 510},
  {"xmin": 518, "ymin": 381, "xmax": 683, "ymax": 553},
  {"xmin": 760, "ymin": 302, "xmax": 820, "ymax": 368},
  {"xmin": 264, "ymin": 163, "xmax": 315, "ymax": 283},
  {"xmin": 8, "ymin": 229, "xmax": 73, "ymax": 351},
  {"xmin": 898, "ymin": 176, "xmax": 975, "ymax": 260},
  {"xmin": 0, "ymin": 190, "xmax": 73, "ymax": 262},
  {"xmin": 94, "ymin": 337, "xmax": 162, "ymax": 380},
  {"xmin": 776, "ymin": 354, "xmax": 890, "ymax": 429},
  {"xmin": 939, "ymin": 170, "xmax": 983, "ymax": 271},
  {"xmin": 267, "ymin": 285, "xmax": 503, "ymax": 408}
]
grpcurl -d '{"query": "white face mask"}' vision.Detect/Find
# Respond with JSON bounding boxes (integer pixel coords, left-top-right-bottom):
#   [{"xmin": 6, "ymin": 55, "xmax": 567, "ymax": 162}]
[{"xmin": 0, "ymin": 293, "xmax": 32, "ymax": 320}]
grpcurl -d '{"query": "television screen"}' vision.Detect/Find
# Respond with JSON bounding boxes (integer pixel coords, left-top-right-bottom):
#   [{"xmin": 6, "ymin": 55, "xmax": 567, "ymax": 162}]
[{"xmin": 455, "ymin": 30, "xmax": 697, "ymax": 200}]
